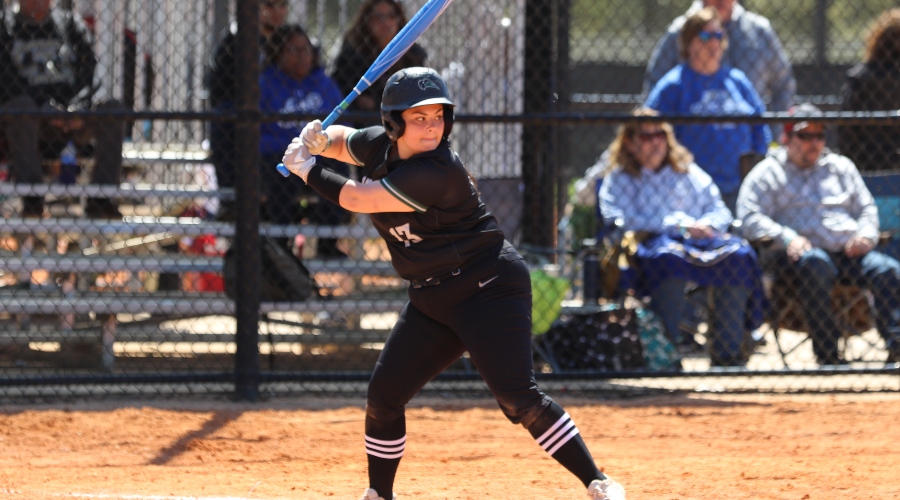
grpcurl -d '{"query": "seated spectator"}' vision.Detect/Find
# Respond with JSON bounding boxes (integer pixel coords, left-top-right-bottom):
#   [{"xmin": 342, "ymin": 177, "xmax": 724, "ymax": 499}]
[
  {"xmin": 0, "ymin": 0, "xmax": 125, "ymax": 218},
  {"xmin": 645, "ymin": 6, "xmax": 771, "ymax": 212},
  {"xmin": 645, "ymin": 0, "xmax": 795, "ymax": 130},
  {"xmin": 259, "ymin": 24, "xmax": 347, "ymax": 256},
  {"xmin": 331, "ymin": 0, "xmax": 426, "ymax": 118},
  {"xmin": 838, "ymin": 8, "xmax": 900, "ymax": 173},
  {"xmin": 599, "ymin": 108, "xmax": 764, "ymax": 367},
  {"xmin": 737, "ymin": 104, "xmax": 900, "ymax": 365},
  {"xmin": 206, "ymin": 0, "xmax": 289, "ymax": 220}
]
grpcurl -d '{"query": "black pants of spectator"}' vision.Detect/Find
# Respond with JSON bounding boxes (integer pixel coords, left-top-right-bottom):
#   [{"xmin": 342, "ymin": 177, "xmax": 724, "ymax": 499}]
[
  {"xmin": 1, "ymin": 94, "xmax": 125, "ymax": 214},
  {"xmin": 260, "ymin": 152, "xmax": 351, "ymax": 258},
  {"xmin": 209, "ymin": 103, "xmax": 236, "ymax": 191}
]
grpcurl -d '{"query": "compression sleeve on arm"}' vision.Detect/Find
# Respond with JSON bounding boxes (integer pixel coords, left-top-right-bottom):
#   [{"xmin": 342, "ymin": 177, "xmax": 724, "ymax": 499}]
[{"xmin": 305, "ymin": 164, "xmax": 350, "ymax": 206}]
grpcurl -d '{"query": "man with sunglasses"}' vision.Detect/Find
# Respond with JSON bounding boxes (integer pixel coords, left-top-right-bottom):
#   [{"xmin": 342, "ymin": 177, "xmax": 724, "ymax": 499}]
[
  {"xmin": 736, "ymin": 104, "xmax": 900, "ymax": 366},
  {"xmin": 644, "ymin": 0, "xmax": 795, "ymax": 130}
]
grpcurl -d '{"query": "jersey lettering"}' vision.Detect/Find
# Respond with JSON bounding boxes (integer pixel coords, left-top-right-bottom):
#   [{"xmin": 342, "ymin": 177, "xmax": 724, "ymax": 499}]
[{"xmin": 389, "ymin": 223, "xmax": 422, "ymax": 247}]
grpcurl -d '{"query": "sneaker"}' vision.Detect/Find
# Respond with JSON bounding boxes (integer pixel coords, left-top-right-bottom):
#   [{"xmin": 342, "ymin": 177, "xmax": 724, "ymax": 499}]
[
  {"xmin": 359, "ymin": 488, "xmax": 396, "ymax": 500},
  {"xmin": 587, "ymin": 477, "xmax": 626, "ymax": 500}
]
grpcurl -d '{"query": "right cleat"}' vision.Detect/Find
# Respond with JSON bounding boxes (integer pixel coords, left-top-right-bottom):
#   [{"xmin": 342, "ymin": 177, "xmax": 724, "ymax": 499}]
[{"xmin": 587, "ymin": 477, "xmax": 626, "ymax": 500}]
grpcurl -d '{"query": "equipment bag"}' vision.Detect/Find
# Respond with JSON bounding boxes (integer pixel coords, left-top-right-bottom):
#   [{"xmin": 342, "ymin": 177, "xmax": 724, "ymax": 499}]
[
  {"xmin": 541, "ymin": 302, "xmax": 645, "ymax": 371},
  {"xmin": 224, "ymin": 237, "xmax": 315, "ymax": 301}
]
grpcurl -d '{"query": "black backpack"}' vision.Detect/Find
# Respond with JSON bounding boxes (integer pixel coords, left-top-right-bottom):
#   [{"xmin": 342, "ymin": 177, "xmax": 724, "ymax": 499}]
[
  {"xmin": 540, "ymin": 305, "xmax": 646, "ymax": 371},
  {"xmin": 224, "ymin": 237, "xmax": 315, "ymax": 301}
]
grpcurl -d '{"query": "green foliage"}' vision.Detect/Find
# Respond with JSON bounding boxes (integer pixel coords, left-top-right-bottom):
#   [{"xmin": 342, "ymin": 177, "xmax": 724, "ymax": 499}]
[{"xmin": 569, "ymin": 0, "xmax": 899, "ymax": 64}]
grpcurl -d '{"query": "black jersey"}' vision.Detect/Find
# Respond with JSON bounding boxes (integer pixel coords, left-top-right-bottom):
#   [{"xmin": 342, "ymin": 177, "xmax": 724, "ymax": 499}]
[{"xmin": 346, "ymin": 126, "xmax": 505, "ymax": 280}]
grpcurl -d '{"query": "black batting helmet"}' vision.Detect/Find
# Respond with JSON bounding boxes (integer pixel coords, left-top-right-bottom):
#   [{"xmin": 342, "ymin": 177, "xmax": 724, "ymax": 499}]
[{"xmin": 381, "ymin": 67, "xmax": 455, "ymax": 141}]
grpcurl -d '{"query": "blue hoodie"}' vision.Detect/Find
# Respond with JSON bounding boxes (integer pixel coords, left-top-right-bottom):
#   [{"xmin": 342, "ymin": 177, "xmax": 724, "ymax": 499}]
[
  {"xmin": 259, "ymin": 66, "xmax": 342, "ymax": 156},
  {"xmin": 645, "ymin": 63, "xmax": 771, "ymax": 195}
]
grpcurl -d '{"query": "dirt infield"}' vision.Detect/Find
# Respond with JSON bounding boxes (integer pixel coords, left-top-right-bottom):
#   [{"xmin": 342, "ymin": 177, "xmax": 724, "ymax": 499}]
[{"xmin": 0, "ymin": 394, "xmax": 898, "ymax": 500}]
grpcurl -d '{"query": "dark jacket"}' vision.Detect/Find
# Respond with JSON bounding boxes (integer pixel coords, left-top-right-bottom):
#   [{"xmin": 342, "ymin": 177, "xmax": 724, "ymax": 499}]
[
  {"xmin": 0, "ymin": 8, "xmax": 96, "ymax": 109},
  {"xmin": 205, "ymin": 22, "xmax": 268, "ymax": 108},
  {"xmin": 838, "ymin": 62, "xmax": 900, "ymax": 172},
  {"xmin": 331, "ymin": 40, "xmax": 426, "ymax": 113}
]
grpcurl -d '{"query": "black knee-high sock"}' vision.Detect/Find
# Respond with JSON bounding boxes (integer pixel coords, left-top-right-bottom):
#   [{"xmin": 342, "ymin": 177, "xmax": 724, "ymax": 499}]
[
  {"xmin": 365, "ymin": 412, "xmax": 406, "ymax": 498},
  {"xmin": 527, "ymin": 401, "xmax": 605, "ymax": 487}
]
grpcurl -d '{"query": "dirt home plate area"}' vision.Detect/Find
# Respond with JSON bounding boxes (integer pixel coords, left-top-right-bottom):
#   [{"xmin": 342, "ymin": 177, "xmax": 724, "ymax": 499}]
[{"xmin": 0, "ymin": 394, "xmax": 897, "ymax": 500}]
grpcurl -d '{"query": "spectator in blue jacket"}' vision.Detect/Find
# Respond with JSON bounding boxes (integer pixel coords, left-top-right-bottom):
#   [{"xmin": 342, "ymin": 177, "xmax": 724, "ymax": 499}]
[
  {"xmin": 259, "ymin": 24, "xmax": 346, "ymax": 256},
  {"xmin": 645, "ymin": 6, "xmax": 771, "ymax": 212},
  {"xmin": 644, "ymin": 0, "xmax": 795, "ymax": 124}
]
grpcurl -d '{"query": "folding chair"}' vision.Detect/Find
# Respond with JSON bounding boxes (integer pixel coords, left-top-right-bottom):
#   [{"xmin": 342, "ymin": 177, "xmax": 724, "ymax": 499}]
[{"xmin": 762, "ymin": 172, "xmax": 900, "ymax": 367}]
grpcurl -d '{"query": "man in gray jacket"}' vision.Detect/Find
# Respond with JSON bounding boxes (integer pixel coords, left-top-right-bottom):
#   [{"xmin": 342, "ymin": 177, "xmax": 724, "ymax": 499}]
[
  {"xmin": 644, "ymin": 0, "xmax": 795, "ymax": 120},
  {"xmin": 736, "ymin": 104, "xmax": 900, "ymax": 365}
]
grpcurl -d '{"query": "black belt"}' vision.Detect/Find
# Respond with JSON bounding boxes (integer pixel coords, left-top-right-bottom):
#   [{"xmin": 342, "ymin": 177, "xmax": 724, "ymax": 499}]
[{"xmin": 410, "ymin": 267, "xmax": 461, "ymax": 288}]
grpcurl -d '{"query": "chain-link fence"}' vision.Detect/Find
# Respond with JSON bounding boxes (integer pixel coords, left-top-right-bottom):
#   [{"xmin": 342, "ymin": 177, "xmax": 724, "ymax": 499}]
[{"xmin": 0, "ymin": 0, "xmax": 898, "ymax": 402}]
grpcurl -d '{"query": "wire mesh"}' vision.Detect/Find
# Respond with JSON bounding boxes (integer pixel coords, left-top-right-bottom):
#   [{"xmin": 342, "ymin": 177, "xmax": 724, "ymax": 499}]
[{"xmin": 0, "ymin": 0, "xmax": 898, "ymax": 401}]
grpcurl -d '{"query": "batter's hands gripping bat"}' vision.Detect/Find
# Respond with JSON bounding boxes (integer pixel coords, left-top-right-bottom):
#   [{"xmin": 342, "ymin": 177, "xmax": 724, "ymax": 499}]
[{"xmin": 278, "ymin": 0, "xmax": 455, "ymax": 177}]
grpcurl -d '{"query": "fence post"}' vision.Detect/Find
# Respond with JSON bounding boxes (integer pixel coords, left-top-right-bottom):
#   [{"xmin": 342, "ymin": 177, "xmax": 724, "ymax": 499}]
[
  {"xmin": 522, "ymin": 0, "xmax": 557, "ymax": 250},
  {"xmin": 233, "ymin": 0, "xmax": 261, "ymax": 401}
]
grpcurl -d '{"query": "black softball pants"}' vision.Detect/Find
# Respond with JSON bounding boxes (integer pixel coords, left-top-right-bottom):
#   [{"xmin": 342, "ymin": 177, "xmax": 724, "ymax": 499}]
[{"xmin": 367, "ymin": 249, "xmax": 551, "ymax": 426}]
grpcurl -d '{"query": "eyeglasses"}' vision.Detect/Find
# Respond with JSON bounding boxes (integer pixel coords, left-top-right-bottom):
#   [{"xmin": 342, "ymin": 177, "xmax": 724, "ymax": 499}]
[
  {"xmin": 793, "ymin": 131, "xmax": 826, "ymax": 142},
  {"xmin": 697, "ymin": 30, "xmax": 725, "ymax": 42},
  {"xmin": 635, "ymin": 130, "xmax": 667, "ymax": 142}
]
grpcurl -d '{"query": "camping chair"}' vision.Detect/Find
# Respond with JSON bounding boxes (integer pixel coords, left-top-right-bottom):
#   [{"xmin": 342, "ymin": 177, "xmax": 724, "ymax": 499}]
[{"xmin": 757, "ymin": 172, "xmax": 900, "ymax": 367}]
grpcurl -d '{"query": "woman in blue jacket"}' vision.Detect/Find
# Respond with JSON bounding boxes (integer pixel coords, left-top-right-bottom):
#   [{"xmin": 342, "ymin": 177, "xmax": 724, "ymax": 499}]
[
  {"xmin": 259, "ymin": 24, "xmax": 347, "ymax": 255},
  {"xmin": 645, "ymin": 7, "xmax": 771, "ymax": 212}
]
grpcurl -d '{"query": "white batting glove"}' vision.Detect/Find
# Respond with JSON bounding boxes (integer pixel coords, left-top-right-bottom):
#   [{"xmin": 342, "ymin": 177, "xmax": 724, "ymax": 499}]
[
  {"xmin": 301, "ymin": 119, "xmax": 331, "ymax": 155},
  {"xmin": 282, "ymin": 138, "xmax": 317, "ymax": 182}
]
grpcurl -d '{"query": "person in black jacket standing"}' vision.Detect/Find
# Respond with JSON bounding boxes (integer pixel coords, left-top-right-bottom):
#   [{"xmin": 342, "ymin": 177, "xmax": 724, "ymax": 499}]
[
  {"xmin": 205, "ymin": 0, "xmax": 288, "ymax": 220},
  {"xmin": 838, "ymin": 8, "xmax": 900, "ymax": 172},
  {"xmin": 331, "ymin": 0, "xmax": 426, "ymax": 117},
  {"xmin": 281, "ymin": 67, "xmax": 627, "ymax": 500},
  {"xmin": 0, "ymin": 0, "xmax": 125, "ymax": 218}
]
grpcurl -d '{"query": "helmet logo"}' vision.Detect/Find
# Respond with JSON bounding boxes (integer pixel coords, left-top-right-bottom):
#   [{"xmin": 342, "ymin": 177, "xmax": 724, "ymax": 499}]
[{"xmin": 418, "ymin": 78, "xmax": 440, "ymax": 91}]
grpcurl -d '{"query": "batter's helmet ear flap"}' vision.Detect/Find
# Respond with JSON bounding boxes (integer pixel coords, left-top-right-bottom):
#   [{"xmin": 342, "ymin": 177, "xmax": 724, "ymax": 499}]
[
  {"xmin": 384, "ymin": 110, "xmax": 406, "ymax": 142},
  {"xmin": 381, "ymin": 67, "xmax": 455, "ymax": 141},
  {"xmin": 442, "ymin": 104, "xmax": 454, "ymax": 139}
]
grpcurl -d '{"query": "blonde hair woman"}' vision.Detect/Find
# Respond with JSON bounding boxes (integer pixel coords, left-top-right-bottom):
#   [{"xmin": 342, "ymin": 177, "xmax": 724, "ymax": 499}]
[{"xmin": 599, "ymin": 108, "xmax": 763, "ymax": 367}]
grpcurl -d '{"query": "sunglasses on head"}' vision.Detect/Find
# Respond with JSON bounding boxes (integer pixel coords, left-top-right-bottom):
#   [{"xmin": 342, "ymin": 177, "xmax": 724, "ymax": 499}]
[
  {"xmin": 635, "ymin": 130, "xmax": 667, "ymax": 142},
  {"xmin": 793, "ymin": 131, "xmax": 825, "ymax": 142},
  {"xmin": 697, "ymin": 30, "xmax": 725, "ymax": 42}
]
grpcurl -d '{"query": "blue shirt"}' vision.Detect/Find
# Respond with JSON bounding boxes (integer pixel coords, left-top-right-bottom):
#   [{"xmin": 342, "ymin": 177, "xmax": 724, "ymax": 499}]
[
  {"xmin": 645, "ymin": 64, "xmax": 771, "ymax": 195},
  {"xmin": 259, "ymin": 66, "xmax": 342, "ymax": 156}
]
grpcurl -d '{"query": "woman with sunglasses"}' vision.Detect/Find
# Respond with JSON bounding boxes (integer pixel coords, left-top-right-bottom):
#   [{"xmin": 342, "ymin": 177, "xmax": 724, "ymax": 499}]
[
  {"xmin": 645, "ymin": 6, "xmax": 771, "ymax": 213},
  {"xmin": 599, "ymin": 108, "xmax": 764, "ymax": 367},
  {"xmin": 332, "ymin": 0, "xmax": 427, "ymax": 116}
]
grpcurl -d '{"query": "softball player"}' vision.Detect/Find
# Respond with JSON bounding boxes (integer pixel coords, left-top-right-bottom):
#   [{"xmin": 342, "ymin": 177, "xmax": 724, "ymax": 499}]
[{"xmin": 282, "ymin": 67, "xmax": 626, "ymax": 500}]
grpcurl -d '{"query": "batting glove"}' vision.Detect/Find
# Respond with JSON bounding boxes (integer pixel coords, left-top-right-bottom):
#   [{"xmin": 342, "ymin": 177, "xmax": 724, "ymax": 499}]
[
  {"xmin": 301, "ymin": 119, "xmax": 331, "ymax": 155},
  {"xmin": 282, "ymin": 138, "xmax": 316, "ymax": 182}
]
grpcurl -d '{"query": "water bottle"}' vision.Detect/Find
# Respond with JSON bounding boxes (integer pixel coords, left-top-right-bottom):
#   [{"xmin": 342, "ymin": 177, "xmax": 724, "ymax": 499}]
[
  {"xmin": 59, "ymin": 141, "xmax": 79, "ymax": 185},
  {"xmin": 583, "ymin": 250, "xmax": 600, "ymax": 304}
]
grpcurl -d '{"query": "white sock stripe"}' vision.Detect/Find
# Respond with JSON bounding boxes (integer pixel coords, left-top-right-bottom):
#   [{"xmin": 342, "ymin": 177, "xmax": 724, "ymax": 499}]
[
  {"xmin": 536, "ymin": 413, "xmax": 572, "ymax": 446},
  {"xmin": 546, "ymin": 427, "xmax": 580, "ymax": 456},
  {"xmin": 539, "ymin": 419, "xmax": 577, "ymax": 451},
  {"xmin": 366, "ymin": 442, "xmax": 405, "ymax": 453},
  {"xmin": 366, "ymin": 449, "xmax": 405, "ymax": 460},
  {"xmin": 365, "ymin": 435, "xmax": 406, "ymax": 446}
]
